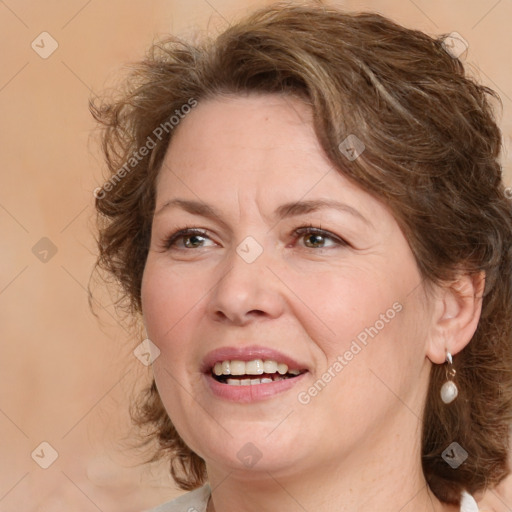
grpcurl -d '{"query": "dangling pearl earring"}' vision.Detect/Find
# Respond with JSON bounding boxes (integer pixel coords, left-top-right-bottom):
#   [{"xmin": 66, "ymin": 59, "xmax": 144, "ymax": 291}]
[{"xmin": 440, "ymin": 351, "xmax": 458, "ymax": 404}]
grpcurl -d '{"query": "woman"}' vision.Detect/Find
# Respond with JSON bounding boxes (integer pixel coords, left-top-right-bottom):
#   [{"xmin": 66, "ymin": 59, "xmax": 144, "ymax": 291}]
[{"xmin": 90, "ymin": 3, "xmax": 512, "ymax": 511}]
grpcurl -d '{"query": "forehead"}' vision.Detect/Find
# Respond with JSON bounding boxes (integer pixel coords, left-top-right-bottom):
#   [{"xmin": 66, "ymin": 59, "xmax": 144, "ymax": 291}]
[
  {"xmin": 158, "ymin": 94, "xmax": 330, "ymax": 193},
  {"xmin": 155, "ymin": 93, "xmax": 386, "ymax": 226},
  {"xmin": 163, "ymin": 93, "xmax": 316, "ymax": 165}
]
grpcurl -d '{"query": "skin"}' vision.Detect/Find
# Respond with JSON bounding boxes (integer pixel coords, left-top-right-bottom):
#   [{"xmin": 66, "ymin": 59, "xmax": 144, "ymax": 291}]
[{"xmin": 141, "ymin": 93, "xmax": 484, "ymax": 512}]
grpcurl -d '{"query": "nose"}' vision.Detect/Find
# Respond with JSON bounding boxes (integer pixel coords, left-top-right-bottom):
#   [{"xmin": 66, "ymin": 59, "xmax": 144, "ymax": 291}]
[{"xmin": 205, "ymin": 241, "xmax": 286, "ymax": 326}]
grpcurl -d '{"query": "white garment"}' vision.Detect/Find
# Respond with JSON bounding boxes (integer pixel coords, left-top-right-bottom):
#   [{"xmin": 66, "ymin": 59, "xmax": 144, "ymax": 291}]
[
  {"xmin": 146, "ymin": 484, "xmax": 210, "ymax": 512},
  {"xmin": 145, "ymin": 484, "xmax": 479, "ymax": 512},
  {"xmin": 460, "ymin": 490, "xmax": 480, "ymax": 512}
]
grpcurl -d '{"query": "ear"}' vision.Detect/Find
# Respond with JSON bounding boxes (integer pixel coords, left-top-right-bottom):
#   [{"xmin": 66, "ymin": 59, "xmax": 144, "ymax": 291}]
[{"xmin": 426, "ymin": 271, "xmax": 485, "ymax": 364}]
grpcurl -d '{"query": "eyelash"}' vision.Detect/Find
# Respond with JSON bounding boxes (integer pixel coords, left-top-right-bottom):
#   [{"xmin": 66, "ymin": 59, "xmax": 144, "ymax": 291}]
[{"xmin": 161, "ymin": 224, "xmax": 348, "ymax": 251}]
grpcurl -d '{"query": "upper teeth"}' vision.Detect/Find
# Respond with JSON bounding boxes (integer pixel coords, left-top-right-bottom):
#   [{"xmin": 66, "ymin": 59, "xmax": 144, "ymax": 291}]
[{"xmin": 213, "ymin": 359, "xmax": 301, "ymax": 376}]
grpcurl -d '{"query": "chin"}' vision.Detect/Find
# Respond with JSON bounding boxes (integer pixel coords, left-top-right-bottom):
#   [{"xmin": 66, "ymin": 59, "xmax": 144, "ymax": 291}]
[{"xmin": 193, "ymin": 431, "xmax": 306, "ymax": 477}]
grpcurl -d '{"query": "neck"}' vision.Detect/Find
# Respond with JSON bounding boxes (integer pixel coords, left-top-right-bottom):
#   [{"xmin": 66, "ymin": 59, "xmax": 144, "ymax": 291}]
[
  {"xmin": 205, "ymin": 413, "xmax": 459, "ymax": 512},
  {"xmin": 206, "ymin": 459, "xmax": 455, "ymax": 512}
]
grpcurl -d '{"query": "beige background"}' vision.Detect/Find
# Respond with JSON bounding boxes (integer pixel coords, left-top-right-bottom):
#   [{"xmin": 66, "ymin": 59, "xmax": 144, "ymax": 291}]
[{"xmin": 1, "ymin": 1, "xmax": 511, "ymax": 511}]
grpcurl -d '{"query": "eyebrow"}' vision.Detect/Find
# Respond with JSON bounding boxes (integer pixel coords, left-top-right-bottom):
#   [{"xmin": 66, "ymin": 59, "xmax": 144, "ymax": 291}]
[{"xmin": 155, "ymin": 198, "xmax": 372, "ymax": 227}]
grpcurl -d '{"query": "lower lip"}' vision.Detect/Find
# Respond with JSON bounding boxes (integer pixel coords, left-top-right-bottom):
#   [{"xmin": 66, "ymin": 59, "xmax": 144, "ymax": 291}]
[{"xmin": 204, "ymin": 372, "xmax": 307, "ymax": 403}]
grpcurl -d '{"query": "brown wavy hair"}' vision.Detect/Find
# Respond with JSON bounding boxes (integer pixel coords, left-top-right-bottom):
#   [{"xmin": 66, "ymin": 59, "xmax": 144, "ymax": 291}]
[{"xmin": 89, "ymin": 2, "xmax": 512, "ymax": 505}]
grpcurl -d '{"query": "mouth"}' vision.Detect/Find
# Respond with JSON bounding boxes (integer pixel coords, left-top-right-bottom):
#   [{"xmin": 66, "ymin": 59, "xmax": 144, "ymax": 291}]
[
  {"xmin": 210, "ymin": 359, "xmax": 307, "ymax": 386},
  {"xmin": 202, "ymin": 346, "xmax": 309, "ymax": 401}
]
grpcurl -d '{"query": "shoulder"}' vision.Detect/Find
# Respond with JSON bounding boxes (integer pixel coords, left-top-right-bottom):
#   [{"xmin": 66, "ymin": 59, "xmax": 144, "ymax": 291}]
[{"xmin": 144, "ymin": 484, "xmax": 211, "ymax": 512}]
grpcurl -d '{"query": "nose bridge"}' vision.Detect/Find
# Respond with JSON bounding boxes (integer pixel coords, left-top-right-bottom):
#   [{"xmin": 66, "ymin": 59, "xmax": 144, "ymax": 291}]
[{"xmin": 207, "ymin": 232, "xmax": 283, "ymax": 323}]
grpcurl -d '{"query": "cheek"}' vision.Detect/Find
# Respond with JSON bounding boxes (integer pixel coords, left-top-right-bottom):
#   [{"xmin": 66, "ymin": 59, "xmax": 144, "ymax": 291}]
[
  {"xmin": 140, "ymin": 260, "xmax": 220, "ymax": 394},
  {"xmin": 141, "ymin": 260, "xmax": 204, "ymax": 342},
  {"xmin": 140, "ymin": 263, "xmax": 204, "ymax": 415},
  {"xmin": 140, "ymin": 264, "xmax": 168, "ymax": 341},
  {"xmin": 286, "ymin": 264, "xmax": 404, "ymax": 354},
  {"xmin": 291, "ymin": 257, "xmax": 426, "ymax": 390}
]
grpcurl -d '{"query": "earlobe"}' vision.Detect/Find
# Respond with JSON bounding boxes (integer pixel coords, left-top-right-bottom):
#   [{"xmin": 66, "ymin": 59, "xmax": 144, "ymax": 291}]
[{"xmin": 426, "ymin": 271, "xmax": 485, "ymax": 364}]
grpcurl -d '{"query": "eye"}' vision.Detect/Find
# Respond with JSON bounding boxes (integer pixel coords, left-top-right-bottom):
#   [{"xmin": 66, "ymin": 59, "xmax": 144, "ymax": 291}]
[
  {"xmin": 293, "ymin": 225, "xmax": 348, "ymax": 249},
  {"xmin": 162, "ymin": 227, "xmax": 216, "ymax": 250},
  {"xmin": 160, "ymin": 224, "xmax": 348, "ymax": 252}
]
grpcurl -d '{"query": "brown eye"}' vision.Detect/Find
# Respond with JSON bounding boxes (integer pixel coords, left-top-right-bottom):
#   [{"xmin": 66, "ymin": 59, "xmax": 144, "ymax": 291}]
[
  {"xmin": 304, "ymin": 233, "xmax": 325, "ymax": 248},
  {"xmin": 181, "ymin": 234, "xmax": 207, "ymax": 248},
  {"xmin": 294, "ymin": 226, "xmax": 347, "ymax": 249},
  {"xmin": 163, "ymin": 228, "xmax": 213, "ymax": 250}
]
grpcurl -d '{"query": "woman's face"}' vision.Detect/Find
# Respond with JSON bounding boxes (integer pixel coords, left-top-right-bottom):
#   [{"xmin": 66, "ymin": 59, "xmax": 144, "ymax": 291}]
[{"xmin": 141, "ymin": 93, "xmax": 434, "ymax": 479}]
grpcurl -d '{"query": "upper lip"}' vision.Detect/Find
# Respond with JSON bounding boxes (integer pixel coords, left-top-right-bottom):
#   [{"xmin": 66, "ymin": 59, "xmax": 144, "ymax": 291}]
[{"xmin": 201, "ymin": 345, "xmax": 309, "ymax": 373}]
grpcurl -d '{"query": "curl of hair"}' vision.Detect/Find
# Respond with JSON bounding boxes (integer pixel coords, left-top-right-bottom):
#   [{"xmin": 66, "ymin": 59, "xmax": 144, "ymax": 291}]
[{"xmin": 89, "ymin": 2, "xmax": 512, "ymax": 504}]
